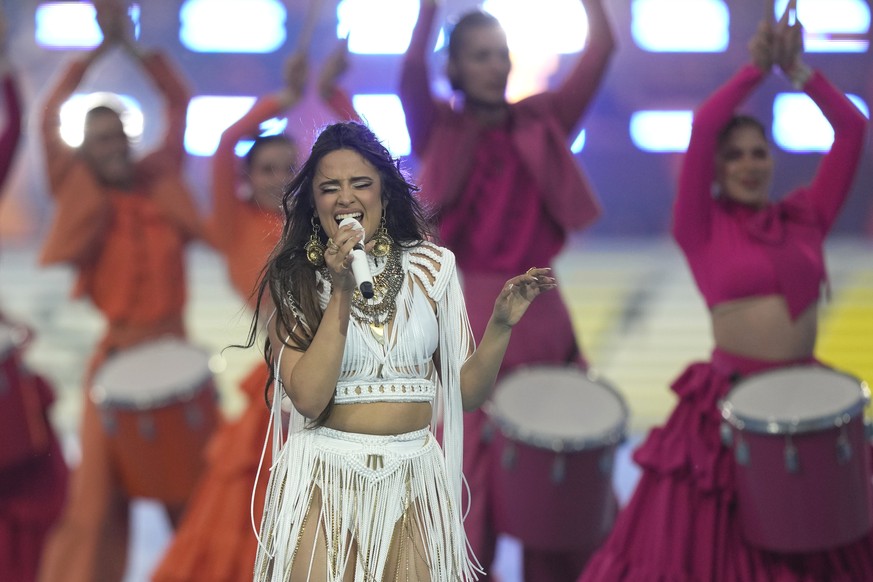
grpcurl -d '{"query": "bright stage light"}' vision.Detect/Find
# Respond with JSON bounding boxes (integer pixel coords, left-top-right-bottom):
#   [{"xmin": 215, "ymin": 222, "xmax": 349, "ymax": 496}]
[
  {"xmin": 337, "ymin": 0, "xmax": 419, "ymax": 55},
  {"xmin": 233, "ymin": 118, "xmax": 289, "ymax": 157},
  {"xmin": 774, "ymin": 0, "xmax": 870, "ymax": 52},
  {"xmin": 351, "ymin": 95, "xmax": 411, "ymax": 157},
  {"xmin": 629, "ymin": 110, "xmax": 693, "ymax": 152},
  {"xmin": 59, "ymin": 93, "xmax": 143, "ymax": 148},
  {"xmin": 773, "ymin": 93, "xmax": 869, "ymax": 153},
  {"xmin": 631, "ymin": 0, "xmax": 729, "ymax": 53},
  {"xmin": 180, "ymin": 0, "xmax": 286, "ymax": 53},
  {"xmin": 482, "ymin": 0, "xmax": 589, "ymax": 54},
  {"xmin": 185, "ymin": 96, "xmax": 257, "ymax": 157},
  {"xmin": 36, "ymin": 3, "xmax": 140, "ymax": 49},
  {"xmin": 571, "ymin": 129, "xmax": 586, "ymax": 154}
]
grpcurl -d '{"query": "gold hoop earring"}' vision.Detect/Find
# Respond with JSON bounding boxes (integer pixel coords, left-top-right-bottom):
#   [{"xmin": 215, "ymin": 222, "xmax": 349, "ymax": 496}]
[
  {"xmin": 371, "ymin": 215, "xmax": 393, "ymax": 258},
  {"xmin": 304, "ymin": 217, "xmax": 325, "ymax": 266}
]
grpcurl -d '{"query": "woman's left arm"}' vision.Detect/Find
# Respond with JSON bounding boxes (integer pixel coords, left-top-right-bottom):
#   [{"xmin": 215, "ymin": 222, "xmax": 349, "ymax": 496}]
[
  {"xmin": 794, "ymin": 67, "xmax": 867, "ymax": 232},
  {"xmin": 773, "ymin": 5, "xmax": 867, "ymax": 232}
]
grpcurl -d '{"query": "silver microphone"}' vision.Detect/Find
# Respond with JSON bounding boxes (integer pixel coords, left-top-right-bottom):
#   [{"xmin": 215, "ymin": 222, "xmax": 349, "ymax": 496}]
[{"xmin": 338, "ymin": 217, "xmax": 374, "ymax": 299}]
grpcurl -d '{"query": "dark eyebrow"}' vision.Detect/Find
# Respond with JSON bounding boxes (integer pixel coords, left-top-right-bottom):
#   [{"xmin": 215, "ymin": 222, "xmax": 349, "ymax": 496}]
[{"xmin": 315, "ymin": 175, "xmax": 373, "ymax": 188}]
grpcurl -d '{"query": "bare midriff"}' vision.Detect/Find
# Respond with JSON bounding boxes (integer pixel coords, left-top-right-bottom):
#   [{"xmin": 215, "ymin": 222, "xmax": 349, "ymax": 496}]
[
  {"xmin": 324, "ymin": 401, "xmax": 433, "ymax": 435},
  {"xmin": 711, "ymin": 295, "xmax": 817, "ymax": 361}
]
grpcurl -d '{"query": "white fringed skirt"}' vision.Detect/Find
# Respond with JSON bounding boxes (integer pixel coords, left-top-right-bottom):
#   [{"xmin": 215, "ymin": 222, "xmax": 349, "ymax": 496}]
[{"xmin": 253, "ymin": 426, "xmax": 481, "ymax": 582}]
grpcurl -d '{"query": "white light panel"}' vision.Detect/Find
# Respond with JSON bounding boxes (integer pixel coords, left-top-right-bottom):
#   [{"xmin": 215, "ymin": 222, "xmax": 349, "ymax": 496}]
[
  {"xmin": 629, "ymin": 110, "xmax": 693, "ymax": 152},
  {"xmin": 773, "ymin": 93, "xmax": 869, "ymax": 152},
  {"xmin": 337, "ymin": 0, "xmax": 419, "ymax": 55},
  {"xmin": 36, "ymin": 3, "xmax": 140, "ymax": 49},
  {"xmin": 185, "ymin": 96, "xmax": 256, "ymax": 157},
  {"xmin": 180, "ymin": 0, "xmax": 286, "ymax": 53},
  {"xmin": 774, "ymin": 0, "xmax": 870, "ymax": 53},
  {"xmin": 351, "ymin": 94, "xmax": 411, "ymax": 157},
  {"xmin": 483, "ymin": 0, "xmax": 589, "ymax": 54},
  {"xmin": 571, "ymin": 129, "xmax": 586, "ymax": 153},
  {"xmin": 59, "ymin": 93, "xmax": 143, "ymax": 148},
  {"xmin": 632, "ymin": 0, "xmax": 729, "ymax": 53}
]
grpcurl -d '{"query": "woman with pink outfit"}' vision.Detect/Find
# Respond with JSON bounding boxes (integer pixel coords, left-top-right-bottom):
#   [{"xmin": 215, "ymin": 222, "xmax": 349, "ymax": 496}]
[{"xmin": 579, "ymin": 4, "xmax": 873, "ymax": 580}]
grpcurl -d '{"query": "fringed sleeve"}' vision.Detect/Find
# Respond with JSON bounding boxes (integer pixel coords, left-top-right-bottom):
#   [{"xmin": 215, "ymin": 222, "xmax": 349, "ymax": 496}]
[{"xmin": 410, "ymin": 242, "xmax": 482, "ymax": 579}]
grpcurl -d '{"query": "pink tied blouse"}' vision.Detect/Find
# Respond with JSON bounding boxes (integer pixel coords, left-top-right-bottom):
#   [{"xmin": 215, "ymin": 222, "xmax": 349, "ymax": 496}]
[{"xmin": 673, "ymin": 64, "xmax": 867, "ymax": 320}]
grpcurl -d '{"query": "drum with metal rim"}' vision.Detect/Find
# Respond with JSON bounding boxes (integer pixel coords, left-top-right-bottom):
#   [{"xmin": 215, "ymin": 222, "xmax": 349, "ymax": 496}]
[
  {"xmin": 720, "ymin": 365, "xmax": 873, "ymax": 552},
  {"xmin": 487, "ymin": 366, "xmax": 627, "ymax": 551},
  {"xmin": 92, "ymin": 337, "xmax": 219, "ymax": 503}
]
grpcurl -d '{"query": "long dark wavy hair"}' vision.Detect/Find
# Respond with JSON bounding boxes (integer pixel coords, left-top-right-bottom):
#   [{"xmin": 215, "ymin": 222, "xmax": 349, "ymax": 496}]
[{"xmin": 247, "ymin": 121, "xmax": 433, "ymax": 422}]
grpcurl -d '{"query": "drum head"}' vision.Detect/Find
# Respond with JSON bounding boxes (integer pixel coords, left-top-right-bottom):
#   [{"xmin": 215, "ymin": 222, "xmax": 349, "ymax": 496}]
[
  {"xmin": 723, "ymin": 366, "xmax": 867, "ymax": 434},
  {"xmin": 489, "ymin": 366, "xmax": 627, "ymax": 452},
  {"xmin": 93, "ymin": 338, "xmax": 212, "ymax": 407}
]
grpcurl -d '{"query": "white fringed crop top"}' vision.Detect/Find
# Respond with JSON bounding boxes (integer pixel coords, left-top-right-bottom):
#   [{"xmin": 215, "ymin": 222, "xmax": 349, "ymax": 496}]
[{"xmin": 315, "ymin": 241, "xmax": 468, "ymax": 406}]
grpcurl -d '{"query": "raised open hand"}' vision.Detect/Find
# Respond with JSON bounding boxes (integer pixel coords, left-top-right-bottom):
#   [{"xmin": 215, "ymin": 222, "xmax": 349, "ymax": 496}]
[{"xmin": 491, "ymin": 267, "xmax": 557, "ymax": 329}]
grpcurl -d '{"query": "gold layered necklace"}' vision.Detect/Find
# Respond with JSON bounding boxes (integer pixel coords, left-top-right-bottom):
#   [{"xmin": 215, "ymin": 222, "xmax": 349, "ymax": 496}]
[{"xmin": 323, "ymin": 245, "xmax": 404, "ymax": 342}]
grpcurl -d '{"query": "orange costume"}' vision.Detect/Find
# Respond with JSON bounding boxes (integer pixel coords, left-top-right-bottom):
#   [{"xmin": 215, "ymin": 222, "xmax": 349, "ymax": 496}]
[
  {"xmin": 36, "ymin": 52, "xmax": 216, "ymax": 582},
  {"xmin": 152, "ymin": 88, "xmax": 358, "ymax": 582}
]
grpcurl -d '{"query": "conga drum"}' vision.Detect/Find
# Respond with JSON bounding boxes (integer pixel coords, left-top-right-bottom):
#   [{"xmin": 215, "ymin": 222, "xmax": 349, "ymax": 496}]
[
  {"xmin": 487, "ymin": 366, "xmax": 628, "ymax": 551},
  {"xmin": 91, "ymin": 337, "xmax": 219, "ymax": 504},
  {"xmin": 720, "ymin": 365, "xmax": 873, "ymax": 552}
]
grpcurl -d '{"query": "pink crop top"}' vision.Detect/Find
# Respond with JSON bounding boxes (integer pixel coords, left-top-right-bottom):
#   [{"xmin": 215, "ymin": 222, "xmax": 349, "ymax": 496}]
[{"xmin": 672, "ymin": 65, "xmax": 867, "ymax": 319}]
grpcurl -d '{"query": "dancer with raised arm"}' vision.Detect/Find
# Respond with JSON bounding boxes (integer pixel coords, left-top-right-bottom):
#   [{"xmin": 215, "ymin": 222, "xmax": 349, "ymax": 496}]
[
  {"xmin": 36, "ymin": 4, "xmax": 215, "ymax": 581},
  {"xmin": 400, "ymin": 0, "xmax": 615, "ymax": 579},
  {"xmin": 579, "ymin": 3, "xmax": 872, "ymax": 580}
]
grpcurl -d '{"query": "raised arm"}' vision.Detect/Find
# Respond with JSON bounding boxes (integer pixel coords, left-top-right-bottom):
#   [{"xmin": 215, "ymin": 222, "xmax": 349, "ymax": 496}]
[
  {"xmin": 318, "ymin": 39, "xmax": 361, "ymax": 122},
  {"xmin": 772, "ymin": 7, "xmax": 867, "ymax": 232},
  {"xmin": 41, "ymin": 43, "xmax": 112, "ymax": 193},
  {"xmin": 209, "ymin": 53, "xmax": 305, "ymax": 251},
  {"xmin": 672, "ymin": 21, "xmax": 770, "ymax": 250},
  {"xmin": 133, "ymin": 50, "xmax": 191, "ymax": 167},
  {"xmin": 399, "ymin": 0, "xmax": 441, "ymax": 157},
  {"xmin": 270, "ymin": 223, "xmax": 363, "ymax": 419},
  {"xmin": 544, "ymin": 0, "xmax": 615, "ymax": 135},
  {"xmin": 793, "ymin": 72, "xmax": 867, "ymax": 232}
]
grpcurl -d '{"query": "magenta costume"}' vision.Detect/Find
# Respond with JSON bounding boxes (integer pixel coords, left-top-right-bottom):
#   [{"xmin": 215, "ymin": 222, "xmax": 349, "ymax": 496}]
[
  {"xmin": 579, "ymin": 65, "xmax": 871, "ymax": 581},
  {"xmin": 0, "ymin": 72, "xmax": 68, "ymax": 582},
  {"xmin": 400, "ymin": 2, "xmax": 613, "ymax": 580}
]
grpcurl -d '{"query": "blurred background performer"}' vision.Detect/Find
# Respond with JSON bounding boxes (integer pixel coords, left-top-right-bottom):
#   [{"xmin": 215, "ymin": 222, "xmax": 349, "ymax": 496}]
[
  {"xmin": 579, "ymin": 3, "xmax": 873, "ymax": 581},
  {"xmin": 35, "ymin": 3, "xmax": 216, "ymax": 581},
  {"xmin": 151, "ymin": 38, "xmax": 359, "ymax": 582},
  {"xmin": 0, "ymin": 6, "xmax": 68, "ymax": 582},
  {"xmin": 400, "ymin": 0, "xmax": 615, "ymax": 580}
]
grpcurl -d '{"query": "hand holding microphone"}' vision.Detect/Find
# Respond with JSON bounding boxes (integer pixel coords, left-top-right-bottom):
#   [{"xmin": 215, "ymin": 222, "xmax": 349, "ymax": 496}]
[{"xmin": 338, "ymin": 217, "xmax": 374, "ymax": 299}]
